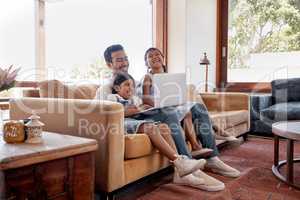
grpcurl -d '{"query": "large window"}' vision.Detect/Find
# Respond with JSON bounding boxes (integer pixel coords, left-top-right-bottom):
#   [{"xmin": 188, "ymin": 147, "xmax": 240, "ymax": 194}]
[
  {"xmin": 0, "ymin": 0, "xmax": 36, "ymax": 82},
  {"xmin": 0, "ymin": 0, "xmax": 169, "ymax": 100},
  {"xmin": 0, "ymin": 0, "xmax": 36, "ymax": 97},
  {"xmin": 45, "ymin": 0, "xmax": 153, "ymax": 82},
  {"xmin": 1, "ymin": 0, "xmax": 158, "ymax": 87},
  {"xmin": 218, "ymin": 0, "xmax": 300, "ymax": 91}
]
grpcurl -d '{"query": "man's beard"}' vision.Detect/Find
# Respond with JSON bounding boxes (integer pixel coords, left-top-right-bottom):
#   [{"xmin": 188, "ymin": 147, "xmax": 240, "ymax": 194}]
[{"xmin": 119, "ymin": 65, "xmax": 129, "ymax": 73}]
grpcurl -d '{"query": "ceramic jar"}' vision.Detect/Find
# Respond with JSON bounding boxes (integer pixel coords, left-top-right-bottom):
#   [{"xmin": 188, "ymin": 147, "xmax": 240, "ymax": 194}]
[
  {"xmin": 25, "ymin": 114, "xmax": 45, "ymax": 144},
  {"xmin": 3, "ymin": 120, "xmax": 25, "ymax": 143}
]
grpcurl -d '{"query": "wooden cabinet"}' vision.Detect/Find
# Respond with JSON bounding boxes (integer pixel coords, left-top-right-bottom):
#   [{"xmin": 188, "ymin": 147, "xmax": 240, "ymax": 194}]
[{"xmin": 0, "ymin": 132, "xmax": 98, "ymax": 200}]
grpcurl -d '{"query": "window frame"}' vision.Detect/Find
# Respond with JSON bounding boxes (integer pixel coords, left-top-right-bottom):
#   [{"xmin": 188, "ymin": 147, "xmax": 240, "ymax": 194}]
[
  {"xmin": 153, "ymin": 0, "xmax": 168, "ymax": 69},
  {"xmin": 17, "ymin": 0, "xmax": 168, "ymax": 88},
  {"xmin": 216, "ymin": 0, "xmax": 271, "ymax": 93}
]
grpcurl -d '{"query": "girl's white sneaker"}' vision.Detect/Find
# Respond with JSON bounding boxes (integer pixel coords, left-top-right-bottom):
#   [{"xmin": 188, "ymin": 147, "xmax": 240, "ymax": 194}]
[{"xmin": 173, "ymin": 155, "xmax": 206, "ymax": 177}]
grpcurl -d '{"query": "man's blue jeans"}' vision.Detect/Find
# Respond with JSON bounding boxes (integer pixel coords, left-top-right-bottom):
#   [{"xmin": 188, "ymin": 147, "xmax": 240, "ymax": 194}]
[
  {"xmin": 142, "ymin": 103, "xmax": 219, "ymax": 158},
  {"xmin": 191, "ymin": 103, "xmax": 219, "ymax": 157},
  {"xmin": 159, "ymin": 103, "xmax": 219, "ymax": 158}
]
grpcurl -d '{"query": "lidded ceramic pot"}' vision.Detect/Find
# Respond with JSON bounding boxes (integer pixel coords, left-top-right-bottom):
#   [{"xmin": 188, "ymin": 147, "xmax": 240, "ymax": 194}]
[{"xmin": 25, "ymin": 113, "xmax": 44, "ymax": 144}]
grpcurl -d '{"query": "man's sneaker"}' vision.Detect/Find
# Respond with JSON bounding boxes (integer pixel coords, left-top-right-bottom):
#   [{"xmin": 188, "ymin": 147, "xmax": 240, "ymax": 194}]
[
  {"xmin": 191, "ymin": 148, "xmax": 214, "ymax": 158},
  {"xmin": 173, "ymin": 170, "xmax": 204, "ymax": 187},
  {"xmin": 192, "ymin": 170, "xmax": 225, "ymax": 192},
  {"xmin": 215, "ymin": 135, "xmax": 240, "ymax": 145},
  {"xmin": 173, "ymin": 155, "xmax": 206, "ymax": 177},
  {"xmin": 206, "ymin": 157, "xmax": 240, "ymax": 178}
]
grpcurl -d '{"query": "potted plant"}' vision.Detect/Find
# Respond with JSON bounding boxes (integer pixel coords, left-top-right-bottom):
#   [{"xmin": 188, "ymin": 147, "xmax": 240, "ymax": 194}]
[
  {"xmin": 0, "ymin": 65, "xmax": 20, "ymax": 92},
  {"xmin": 0, "ymin": 65, "xmax": 20, "ymax": 129}
]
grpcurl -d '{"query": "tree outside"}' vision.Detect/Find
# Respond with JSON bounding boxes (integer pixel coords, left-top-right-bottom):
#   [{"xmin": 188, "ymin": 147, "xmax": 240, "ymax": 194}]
[
  {"xmin": 70, "ymin": 58, "xmax": 112, "ymax": 81},
  {"xmin": 228, "ymin": 0, "xmax": 300, "ymax": 69}
]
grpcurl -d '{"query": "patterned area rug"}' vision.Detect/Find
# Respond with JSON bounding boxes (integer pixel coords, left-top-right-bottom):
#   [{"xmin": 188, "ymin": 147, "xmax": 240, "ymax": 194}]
[{"xmin": 138, "ymin": 137, "xmax": 300, "ymax": 200}]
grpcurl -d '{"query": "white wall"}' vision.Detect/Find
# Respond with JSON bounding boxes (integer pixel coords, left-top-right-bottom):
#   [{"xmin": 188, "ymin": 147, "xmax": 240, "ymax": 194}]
[
  {"xmin": 167, "ymin": 0, "xmax": 186, "ymax": 73},
  {"xmin": 168, "ymin": 0, "xmax": 217, "ymax": 91},
  {"xmin": 186, "ymin": 0, "xmax": 217, "ymax": 91}
]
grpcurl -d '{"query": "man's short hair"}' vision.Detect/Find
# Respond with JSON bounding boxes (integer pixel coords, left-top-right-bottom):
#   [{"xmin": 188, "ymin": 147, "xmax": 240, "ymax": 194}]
[{"xmin": 104, "ymin": 44, "xmax": 124, "ymax": 64}]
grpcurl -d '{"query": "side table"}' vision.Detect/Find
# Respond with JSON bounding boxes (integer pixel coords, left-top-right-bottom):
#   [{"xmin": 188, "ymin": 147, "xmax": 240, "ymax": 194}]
[
  {"xmin": 272, "ymin": 121, "xmax": 300, "ymax": 190},
  {"xmin": 0, "ymin": 131, "xmax": 98, "ymax": 200}
]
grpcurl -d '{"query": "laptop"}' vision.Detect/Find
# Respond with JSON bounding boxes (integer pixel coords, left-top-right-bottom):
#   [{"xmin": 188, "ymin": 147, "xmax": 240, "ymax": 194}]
[{"xmin": 139, "ymin": 73, "xmax": 187, "ymax": 114}]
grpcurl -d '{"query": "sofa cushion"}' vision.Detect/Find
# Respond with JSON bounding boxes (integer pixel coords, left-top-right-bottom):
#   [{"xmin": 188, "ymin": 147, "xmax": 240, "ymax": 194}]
[
  {"xmin": 124, "ymin": 132, "xmax": 193, "ymax": 160},
  {"xmin": 39, "ymin": 80, "xmax": 67, "ymax": 98},
  {"xmin": 223, "ymin": 122, "xmax": 248, "ymax": 137},
  {"xmin": 271, "ymin": 78, "xmax": 300, "ymax": 104},
  {"xmin": 260, "ymin": 102, "xmax": 300, "ymax": 121},
  {"xmin": 124, "ymin": 134, "xmax": 154, "ymax": 159},
  {"xmin": 38, "ymin": 80, "xmax": 99, "ymax": 99},
  {"xmin": 187, "ymin": 84, "xmax": 205, "ymax": 105},
  {"xmin": 72, "ymin": 84, "xmax": 99, "ymax": 99},
  {"xmin": 250, "ymin": 94, "xmax": 272, "ymax": 121},
  {"xmin": 23, "ymin": 89, "xmax": 40, "ymax": 98},
  {"xmin": 124, "ymin": 152, "xmax": 169, "ymax": 185},
  {"xmin": 210, "ymin": 110, "xmax": 249, "ymax": 130}
]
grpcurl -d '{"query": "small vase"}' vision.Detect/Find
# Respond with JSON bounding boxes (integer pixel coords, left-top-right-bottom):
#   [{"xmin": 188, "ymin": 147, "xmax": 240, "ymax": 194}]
[{"xmin": 25, "ymin": 114, "xmax": 45, "ymax": 144}]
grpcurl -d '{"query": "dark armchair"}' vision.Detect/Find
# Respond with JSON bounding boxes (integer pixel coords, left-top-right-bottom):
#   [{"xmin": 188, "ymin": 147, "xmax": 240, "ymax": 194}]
[{"xmin": 250, "ymin": 78, "xmax": 300, "ymax": 136}]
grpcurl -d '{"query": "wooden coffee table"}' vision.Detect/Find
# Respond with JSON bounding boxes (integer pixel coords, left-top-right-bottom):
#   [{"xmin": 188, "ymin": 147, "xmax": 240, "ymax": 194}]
[
  {"xmin": 0, "ymin": 131, "xmax": 98, "ymax": 199},
  {"xmin": 272, "ymin": 121, "xmax": 300, "ymax": 190}
]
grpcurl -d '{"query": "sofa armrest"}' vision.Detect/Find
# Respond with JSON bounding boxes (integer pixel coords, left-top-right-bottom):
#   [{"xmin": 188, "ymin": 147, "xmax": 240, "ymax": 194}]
[
  {"xmin": 10, "ymin": 98, "xmax": 125, "ymax": 192},
  {"xmin": 200, "ymin": 92, "xmax": 250, "ymax": 131},
  {"xmin": 200, "ymin": 92, "xmax": 250, "ymax": 112},
  {"xmin": 250, "ymin": 94, "xmax": 272, "ymax": 121}
]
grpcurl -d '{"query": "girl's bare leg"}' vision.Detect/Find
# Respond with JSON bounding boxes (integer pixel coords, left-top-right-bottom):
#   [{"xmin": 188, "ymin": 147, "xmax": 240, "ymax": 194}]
[
  {"xmin": 138, "ymin": 123, "xmax": 178, "ymax": 161},
  {"xmin": 138, "ymin": 123, "xmax": 207, "ymax": 177},
  {"xmin": 158, "ymin": 123, "xmax": 178, "ymax": 153},
  {"xmin": 183, "ymin": 112, "xmax": 202, "ymax": 151}
]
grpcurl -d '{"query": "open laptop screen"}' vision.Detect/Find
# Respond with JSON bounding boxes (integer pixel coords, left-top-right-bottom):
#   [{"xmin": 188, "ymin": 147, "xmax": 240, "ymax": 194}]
[{"xmin": 152, "ymin": 73, "xmax": 187, "ymax": 108}]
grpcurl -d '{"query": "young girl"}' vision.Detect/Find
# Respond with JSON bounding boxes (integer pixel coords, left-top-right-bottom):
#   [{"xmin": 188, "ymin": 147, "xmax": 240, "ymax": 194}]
[
  {"xmin": 140, "ymin": 48, "xmax": 238, "ymax": 152},
  {"xmin": 107, "ymin": 72, "xmax": 206, "ymax": 180}
]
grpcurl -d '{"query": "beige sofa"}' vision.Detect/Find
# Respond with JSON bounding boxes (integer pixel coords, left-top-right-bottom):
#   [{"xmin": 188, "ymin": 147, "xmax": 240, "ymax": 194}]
[
  {"xmin": 9, "ymin": 80, "xmax": 250, "ymax": 195},
  {"xmin": 201, "ymin": 92, "xmax": 250, "ymax": 139}
]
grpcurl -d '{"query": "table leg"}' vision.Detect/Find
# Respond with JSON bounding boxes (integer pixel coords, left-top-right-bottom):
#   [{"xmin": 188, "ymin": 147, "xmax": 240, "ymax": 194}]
[
  {"xmin": 274, "ymin": 135, "xmax": 279, "ymax": 166},
  {"xmin": 287, "ymin": 139, "xmax": 294, "ymax": 183}
]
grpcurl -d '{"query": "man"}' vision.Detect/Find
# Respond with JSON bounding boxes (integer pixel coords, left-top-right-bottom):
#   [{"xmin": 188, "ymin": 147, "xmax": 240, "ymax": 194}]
[{"xmin": 95, "ymin": 44, "xmax": 239, "ymax": 191}]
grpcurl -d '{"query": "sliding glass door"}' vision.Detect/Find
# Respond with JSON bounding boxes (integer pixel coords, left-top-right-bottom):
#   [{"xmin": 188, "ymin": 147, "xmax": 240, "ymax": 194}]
[{"xmin": 228, "ymin": 0, "xmax": 300, "ymax": 83}]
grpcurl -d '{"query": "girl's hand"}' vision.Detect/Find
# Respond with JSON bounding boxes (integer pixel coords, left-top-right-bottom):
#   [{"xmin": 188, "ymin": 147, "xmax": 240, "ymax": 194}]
[
  {"xmin": 126, "ymin": 105, "xmax": 138, "ymax": 110},
  {"xmin": 139, "ymin": 104, "xmax": 152, "ymax": 111},
  {"xmin": 124, "ymin": 105, "xmax": 140, "ymax": 117}
]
